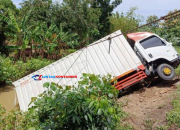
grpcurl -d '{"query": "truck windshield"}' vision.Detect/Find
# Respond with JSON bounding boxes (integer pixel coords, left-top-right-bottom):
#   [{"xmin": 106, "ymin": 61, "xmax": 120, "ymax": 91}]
[{"xmin": 140, "ymin": 36, "xmax": 166, "ymax": 49}]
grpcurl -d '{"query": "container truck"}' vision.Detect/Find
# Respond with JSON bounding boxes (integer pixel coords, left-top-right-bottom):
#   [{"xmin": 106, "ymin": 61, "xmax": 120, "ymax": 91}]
[{"xmin": 13, "ymin": 30, "xmax": 180, "ymax": 111}]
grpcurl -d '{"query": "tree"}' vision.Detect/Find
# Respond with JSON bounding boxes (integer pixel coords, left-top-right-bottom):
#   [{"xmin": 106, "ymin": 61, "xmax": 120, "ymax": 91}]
[
  {"xmin": 58, "ymin": 0, "xmax": 101, "ymax": 47},
  {"xmin": 109, "ymin": 7, "xmax": 143, "ymax": 34},
  {"xmin": 0, "ymin": 10, "xmax": 32, "ymax": 60},
  {"xmin": 31, "ymin": 22, "xmax": 77, "ymax": 59},
  {"xmin": 20, "ymin": 0, "xmax": 53, "ymax": 26},
  {"xmin": 161, "ymin": 10, "xmax": 180, "ymax": 46},
  {"xmin": 0, "ymin": 0, "xmax": 18, "ymax": 16},
  {"xmin": 146, "ymin": 15, "xmax": 159, "ymax": 29},
  {"xmin": 91, "ymin": 0, "xmax": 122, "ymax": 37},
  {"xmin": 144, "ymin": 10, "xmax": 180, "ymax": 46},
  {"xmin": 0, "ymin": 0, "xmax": 19, "ymax": 54}
]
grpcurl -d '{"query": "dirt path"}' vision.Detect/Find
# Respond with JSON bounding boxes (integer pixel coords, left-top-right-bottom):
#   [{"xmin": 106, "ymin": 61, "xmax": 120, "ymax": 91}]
[{"xmin": 118, "ymin": 78, "xmax": 180, "ymax": 130}]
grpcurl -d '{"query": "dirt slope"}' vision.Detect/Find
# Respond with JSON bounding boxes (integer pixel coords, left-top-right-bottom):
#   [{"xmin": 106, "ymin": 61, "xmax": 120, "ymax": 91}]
[{"xmin": 118, "ymin": 78, "xmax": 179, "ymax": 130}]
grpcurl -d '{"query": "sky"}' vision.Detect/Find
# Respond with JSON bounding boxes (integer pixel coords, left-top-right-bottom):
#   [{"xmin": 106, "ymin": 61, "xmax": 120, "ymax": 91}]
[
  {"xmin": 12, "ymin": 0, "xmax": 179, "ymax": 22},
  {"xmin": 114, "ymin": 0, "xmax": 180, "ymax": 22}
]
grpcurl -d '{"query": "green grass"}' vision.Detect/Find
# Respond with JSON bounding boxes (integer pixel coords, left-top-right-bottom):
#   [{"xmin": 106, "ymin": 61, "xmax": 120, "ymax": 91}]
[
  {"xmin": 160, "ymin": 46, "xmax": 180, "ymax": 129},
  {"xmin": 166, "ymin": 85, "xmax": 180, "ymax": 128}
]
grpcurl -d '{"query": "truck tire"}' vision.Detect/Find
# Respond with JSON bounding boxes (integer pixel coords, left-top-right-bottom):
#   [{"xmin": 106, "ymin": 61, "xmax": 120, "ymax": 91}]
[{"xmin": 157, "ymin": 63, "xmax": 175, "ymax": 81}]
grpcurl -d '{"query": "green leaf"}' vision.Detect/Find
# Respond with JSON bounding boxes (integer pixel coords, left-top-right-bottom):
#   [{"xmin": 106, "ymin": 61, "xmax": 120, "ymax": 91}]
[
  {"xmin": 88, "ymin": 101, "xmax": 94, "ymax": 108},
  {"xmin": 73, "ymin": 116, "xmax": 75, "ymax": 123},
  {"xmin": 50, "ymin": 82, "xmax": 57, "ymax": 91},
  {"xmin": 38, "ymin": 93, "xmax": 43, "ymax": 97},
  {"xmin": 108, "ymin": 93, "xmax": 114, "ymax": 98},
  {"xmin": 43, "ymin": 82, "xmax": 50, "ymax": 88},
  {"xmin": 28, "ymin": 127, "xmax": 36, "ymax": 130},
  {"xmin": 88, "ymin": 114, "xmax": 92, "ymax": 122},
  {"xmin": 28, "ymin": 97, "xmax": 37, "ymax": 106},
  {"xmin": 98, "ymin": 108, "xmax": 102, "ymax": 115},
  {"xmin": 84, "ymin": 115, "xmax": 88, "ymax": 121}
]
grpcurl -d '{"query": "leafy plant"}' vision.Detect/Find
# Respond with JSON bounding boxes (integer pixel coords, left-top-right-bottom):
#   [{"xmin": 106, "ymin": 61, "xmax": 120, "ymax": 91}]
[
  {"xmin": 0, "ymin": 55, "xmax": 19, "ymax": 84},
  {"xmin": 30, "ymin": 74, "xmax": 128, "ymax": 129},
  {"xmin": 0, "ymin": 55, "xmax": 53, "ymax": 85},
  {"xmin": 0, "ymin": 74, "xmax": 131, "ymax": 129},
  {"xmin": 166, "ymin": 85, "xmax": 180, "ymax": 128},
  {"xmin": 0, "ymin": 9, "xmax": 32, "ymax": 60},
  {"xmin": 0, "ymin": 104, "xmax": 39, "ymax": 130},
  {"xmin": 26, "ymin": 58, "xmax": 54, "ymax": 73}
]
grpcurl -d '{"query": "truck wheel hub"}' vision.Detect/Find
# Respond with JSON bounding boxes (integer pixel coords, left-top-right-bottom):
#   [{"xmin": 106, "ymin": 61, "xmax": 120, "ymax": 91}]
[{"xmin": 163, "ymin": 67, "xmax": 171, "ymax": 75}]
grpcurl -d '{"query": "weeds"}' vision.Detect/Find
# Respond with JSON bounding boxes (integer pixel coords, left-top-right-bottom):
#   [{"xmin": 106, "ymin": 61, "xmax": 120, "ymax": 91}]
[{"xmin": 166, "ymin": 85, "xmax": 180, "ymax": 128}]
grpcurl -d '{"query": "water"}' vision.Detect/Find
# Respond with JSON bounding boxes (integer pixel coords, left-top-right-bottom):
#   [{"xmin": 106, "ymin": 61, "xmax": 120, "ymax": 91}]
[{"xmin": 0, "ymin": 86, "xmax": 18, "ymax": 112}]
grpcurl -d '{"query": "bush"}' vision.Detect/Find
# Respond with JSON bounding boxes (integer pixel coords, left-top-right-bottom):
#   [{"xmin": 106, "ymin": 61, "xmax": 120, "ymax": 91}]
[
  {"xmin": 166, "ymin": 85, "xmax": 180, "ymax": 128},
  {"xmin": 0, "ymin": 74, "xmax": 131, "ymax": 129},
  {"xmin": 30, "ymin": 74, "xmax": 128, "ymax": 129},
  {"xmin": 0, "ymin": 55, "xmax": 21, "ymax": 85},
  {"xmin": 26, "ymin": 58, "xmax": 53, "ymax": 73},
  {"xmin": 0, "ymin": 104, "xmax": 39, "ymax": 129},
  {"xmin": 0, "ymin": 56, "xmax": 53, "ymax": 85}
]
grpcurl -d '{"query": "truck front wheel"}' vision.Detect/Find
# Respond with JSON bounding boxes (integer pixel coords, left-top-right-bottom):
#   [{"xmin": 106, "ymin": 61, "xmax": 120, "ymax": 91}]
[{"xmin": 157, "ymin": 63, "xmax": 175, "ymax": 81}]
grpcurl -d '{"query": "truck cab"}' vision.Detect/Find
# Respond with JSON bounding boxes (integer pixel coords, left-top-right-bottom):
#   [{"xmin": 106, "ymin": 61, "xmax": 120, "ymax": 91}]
[{"xmin": 127, "ymin": 32, "xmax": 180, "ymax": 80}]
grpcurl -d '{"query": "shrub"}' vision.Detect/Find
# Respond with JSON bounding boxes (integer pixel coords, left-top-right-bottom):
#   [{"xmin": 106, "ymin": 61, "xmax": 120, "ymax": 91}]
[
  {"xmin": 166, "ymin": 85, "xmax": 180, "ymax": 128},
  {"xmin": 31, "ymin": 74, "xmax": 128, "ymax": 129},
  {"xmin": 0, "ymin": 104, "xmax": 39, "ymax": 129},
  {"xmin": 0, "ymin": 55, "xmax": 19, "ymax": 85},
  {"xmin": 26, "ymin": 58, "xmax": 54, "ymax": 73},
  {"xmin": 0, "ymin": 56, "xmax": 53, "ymax": 85},
  {"xmin": 0, "ymin": 74, "xmax": 130, "ymax": 129}
]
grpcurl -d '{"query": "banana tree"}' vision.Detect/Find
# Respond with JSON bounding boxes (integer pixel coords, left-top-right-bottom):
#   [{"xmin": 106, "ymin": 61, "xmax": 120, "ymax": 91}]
[
  {"xmin": 49, "ymin": 23, "xmax": 78, "ymax": 59},
  {"xmin": 0, "ymin": 10, "xmax": 32, "ymax": 60},
  {"xmin": 32, "ymin": 22, "xmax": 78, "ymax": 59}
]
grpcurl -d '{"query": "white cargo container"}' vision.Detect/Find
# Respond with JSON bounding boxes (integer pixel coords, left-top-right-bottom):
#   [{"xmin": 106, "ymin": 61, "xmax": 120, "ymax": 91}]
[
  {"xmin": 13, "ymin": 30, "xmax": 180, "ymax": 111},
  {"xmin": 13, "ymin": 30, "xmax": 144, "ymax": 111}
]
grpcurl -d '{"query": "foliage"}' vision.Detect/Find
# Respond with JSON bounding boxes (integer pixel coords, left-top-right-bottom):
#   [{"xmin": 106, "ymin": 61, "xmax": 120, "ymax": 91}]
[
  {"xmin": 0, "ymin": 104, "xmax": 39, "ymax": 129},
  {"xmin": 91, "ymin": 0, "xmax": 122, "ymax": 37},
  {"xmin": 166, "ymin": 85, "xmax": 180, "ymax": 128},
  {"xmin": 139, "ymin": 10, "xmax": 180, "ymax": 46},
  {"xmin": 0, "ymin": 55, "xmax": 20, "ymax": 84},
  {"xmin": 0, "ymin": 9, "xmax": 33, "ymax": 61},
  {"xmin": 32, "ymin": 22, "xmax": 78, "ymax": 58},
  {"xmin": 30, "ymin": 74, "xmax": 128, "ymax": 129},
  {"xmin": 146, "ymin": 15, "xmax": 159, "ymax": 29},
  {"xmin": 0, "ymin": 9, "xmax": 78, "ymax": 60},
  {"xmin": 0, "ymin": 74, "xmax": 131, "ymax": 129},
  {"xmin": 20, "ymin": 0, "xmax": 53, "ymax": 24},
  {"xmin": 58, "ymin": 0, "xmax": 101, "ymax": 46},
  {"xmin": 109, "ymin": 7, "xmax": 143, "ymax": 34},
  {"xmin": 0, "ymin": 0, "xmax": 19, "ymax": 54},
  {"xmin": 160, "ymin": 10, "xmax": 180, "ymax": 46},
  {"xmin": 174, "ymin": 46, "xmax": 180, "ymax": 75},
  {"xmin": 0, "ymin": 55, "xmax": 53, "ymax": 85},
  {"xmin": 0, "ymin": 0, "xmax": 18, "ymax": 16},
  {"xmin": 26, "ymin": 58, "xmax": 53, "ymax": 72}
]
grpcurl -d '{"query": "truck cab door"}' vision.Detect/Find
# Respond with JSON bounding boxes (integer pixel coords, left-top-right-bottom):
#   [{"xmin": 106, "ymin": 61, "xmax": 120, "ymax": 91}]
[{"xmin": 135, "ymin": 35, "xmax": 178, "ymax": 63}]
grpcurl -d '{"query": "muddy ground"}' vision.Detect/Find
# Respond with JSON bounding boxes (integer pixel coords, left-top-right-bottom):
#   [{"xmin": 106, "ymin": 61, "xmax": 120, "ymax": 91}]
[
  {"xmin": 0, "ymin": 86, "xmax": 17, "ymax": 112},
  {"xmin": 118, "ymin": 78, "xmax": 180, "ymax": 130}
]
